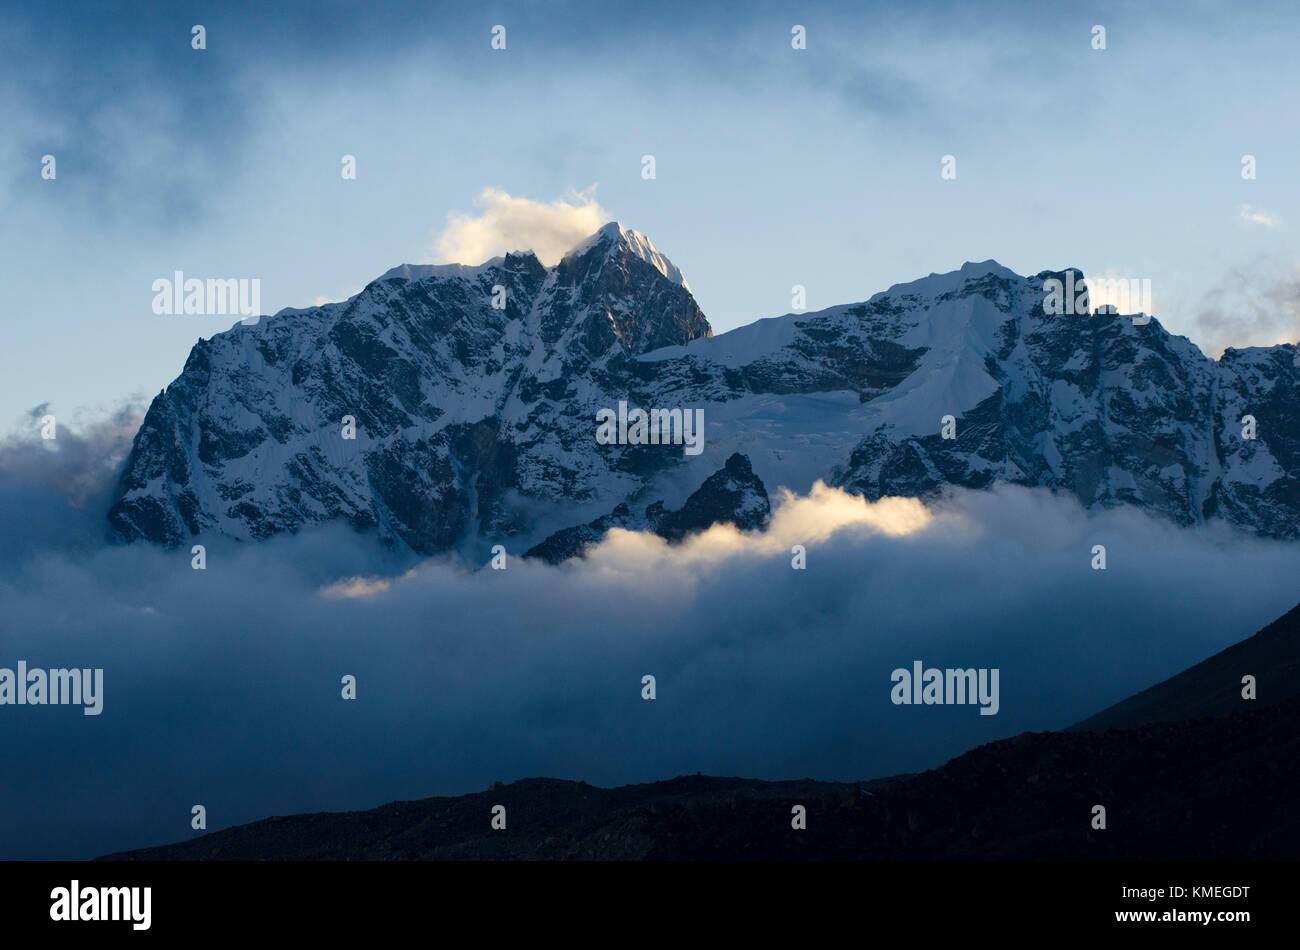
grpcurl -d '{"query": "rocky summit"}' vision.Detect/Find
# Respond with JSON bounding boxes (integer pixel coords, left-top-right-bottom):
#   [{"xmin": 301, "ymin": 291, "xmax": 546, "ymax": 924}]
[{"xmin": 108, "ymin": 224, "xmax": 1300, "ymax": 558}]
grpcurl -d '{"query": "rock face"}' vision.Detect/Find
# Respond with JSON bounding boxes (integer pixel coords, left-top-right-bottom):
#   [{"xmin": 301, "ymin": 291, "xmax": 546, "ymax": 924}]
[
  {"xmin": 648, "ymin": 451, "xmax": 771, "ymax": 542},
  {"xmin": 108, "ymin": 223, "xmax": 714, "ymax": 555},
  {"xmin": 108, "ymin": 226, "xmax": 1300, "ymax": 557}
]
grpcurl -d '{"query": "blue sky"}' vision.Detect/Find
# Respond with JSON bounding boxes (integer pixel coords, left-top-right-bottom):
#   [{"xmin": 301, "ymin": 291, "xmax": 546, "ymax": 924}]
[{"xmin": 3, "ymin": 0, "xmax": 1299, "ymax": 425}]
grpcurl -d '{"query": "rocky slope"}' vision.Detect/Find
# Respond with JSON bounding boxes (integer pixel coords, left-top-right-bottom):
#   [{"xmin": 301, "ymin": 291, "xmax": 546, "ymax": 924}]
[{"xmin": 108, "ymin": 225, "xmax": 1300, "ymax": 557}]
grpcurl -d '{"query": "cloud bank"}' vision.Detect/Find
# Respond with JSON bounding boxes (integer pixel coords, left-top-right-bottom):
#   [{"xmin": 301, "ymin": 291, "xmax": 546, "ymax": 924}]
[
  {"xmin": 2, "ymin": 452, "xmax": 1298, "ymax": 859},
  {"xmin": 432, "ymin": 187, "xmax": 609, "ymax": 266}
]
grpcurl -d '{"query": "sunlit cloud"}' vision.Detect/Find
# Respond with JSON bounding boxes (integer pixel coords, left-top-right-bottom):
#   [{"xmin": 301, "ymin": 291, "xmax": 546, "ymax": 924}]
[
  {"xmin": 432, "ymin": 187, "xmax": 609, "ymax": 266},
  {"xmin": 318, "ymin": 481, "xmax": 935, "ymax": 600},
  {"xmin": 586, "ymin": 481, "xmax": 933, "ymax": 578}
]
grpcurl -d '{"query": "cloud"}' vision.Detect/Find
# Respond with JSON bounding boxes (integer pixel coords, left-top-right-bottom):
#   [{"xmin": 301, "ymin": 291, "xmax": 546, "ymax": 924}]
[
  {"xmin": 3, "ymin": 473, "xmax": 1299, "ymax": 859},
  {"xmin": 574, "ymin": 483, "xmax": 931, "ymax": 579},
  {"xmin": 0, "ymin": 401, "xmax": 144, "ymax": 508},
  {"xmin": 1190, "ymin": 262, "xmax": 1300, "ymax": 356},
  {"xmin": 313, "ymin": 288, "xmax": 362, "ymax": 307},
  {"xmin": 321, "ymin": 572, "xmax": 408, "ymax": 599},
  {"xmin": 432, "ymin": 187, "xmax": 609, "ymax": 266},
  {"xmin": 1240, "ymin": 204, "xmax": 1282, "ymax": 228}
]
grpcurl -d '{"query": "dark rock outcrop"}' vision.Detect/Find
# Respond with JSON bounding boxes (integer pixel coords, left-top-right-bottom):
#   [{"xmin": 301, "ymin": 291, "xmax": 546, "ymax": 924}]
[{"xmin": 525, "ymin": 452, "xmax": 771, "ymax": 562}]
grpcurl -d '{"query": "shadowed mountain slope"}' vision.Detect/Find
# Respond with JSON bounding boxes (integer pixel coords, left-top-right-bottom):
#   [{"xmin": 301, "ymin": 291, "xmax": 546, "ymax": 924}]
[
  {"xmin": 102, "ymin": 605, "xmax": 1300, "ymax": 861},
  {"xmin": 1070, "ymin": 602, "xmax": 1300, "ymax": 732}
]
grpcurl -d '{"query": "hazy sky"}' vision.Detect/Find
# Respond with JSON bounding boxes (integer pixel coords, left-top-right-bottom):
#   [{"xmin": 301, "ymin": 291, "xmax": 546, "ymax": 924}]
[{"xmin": 3, "ymin": 0, "xmax": 1299, "ymax": 425}]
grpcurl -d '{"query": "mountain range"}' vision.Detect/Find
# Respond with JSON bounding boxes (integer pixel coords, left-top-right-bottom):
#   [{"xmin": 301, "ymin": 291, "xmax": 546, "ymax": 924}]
[{"xmin": 107, "ymin": 223, "xmax": 1300, "ymax": 556}]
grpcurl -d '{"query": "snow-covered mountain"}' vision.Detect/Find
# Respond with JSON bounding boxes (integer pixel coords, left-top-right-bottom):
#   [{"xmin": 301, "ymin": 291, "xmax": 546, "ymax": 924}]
[{"xmin": 108, "ymin": 223, "xmax": 1300, "ymax": 556}]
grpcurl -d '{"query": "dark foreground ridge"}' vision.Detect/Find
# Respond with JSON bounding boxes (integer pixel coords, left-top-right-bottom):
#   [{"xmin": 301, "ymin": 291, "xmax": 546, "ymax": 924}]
[
  {"xmin": 102, "ymin": 605, "xmax": 1300, "ymax": 862},
  {"xmin": 1071, "ymin": 602, "xmax": 1300, "ymax": 732},
  {"xmin": 101, "ymin": 695, "xmax": 1298, "ymax": 861}
]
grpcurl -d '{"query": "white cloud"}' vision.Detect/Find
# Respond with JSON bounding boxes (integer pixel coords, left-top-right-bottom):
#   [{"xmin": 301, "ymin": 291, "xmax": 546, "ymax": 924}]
[
  {"xmin": 1240, "ymin": 204, "xmax": 1281, "ymax": 228},
  {"xmin": 581, "ymin": 483, "xmax": 932, "ymax": 580},
  {"xmin": 313, "ymin": 287, "xmax": 362, "ymax": 307},
  {"xmin": 432, "ymin": 187, "xmax": 609, "ymax": 266}
]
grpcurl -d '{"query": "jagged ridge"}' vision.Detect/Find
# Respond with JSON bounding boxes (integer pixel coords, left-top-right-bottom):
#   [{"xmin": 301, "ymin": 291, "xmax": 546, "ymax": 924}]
[{"xmin": 108, "ymin": 230, "xmax": 1300, "ymax": 557}]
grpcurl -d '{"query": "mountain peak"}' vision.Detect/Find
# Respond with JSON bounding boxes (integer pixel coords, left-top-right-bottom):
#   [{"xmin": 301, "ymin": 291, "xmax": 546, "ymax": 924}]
[
  {"xmin": 375, "ymin": 223, "xmax": 691, "ymax": 293},
  {"xmin": 955, "ymin": 259, "xmax": 1019, "ymax": 280},
  {"xmin": 565, "ymin": 221, "xmax": 691, "ymax": 291},
  {"xmin": 871, "ymin": 259, "xmax": 1022, "ymax": 302}
]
